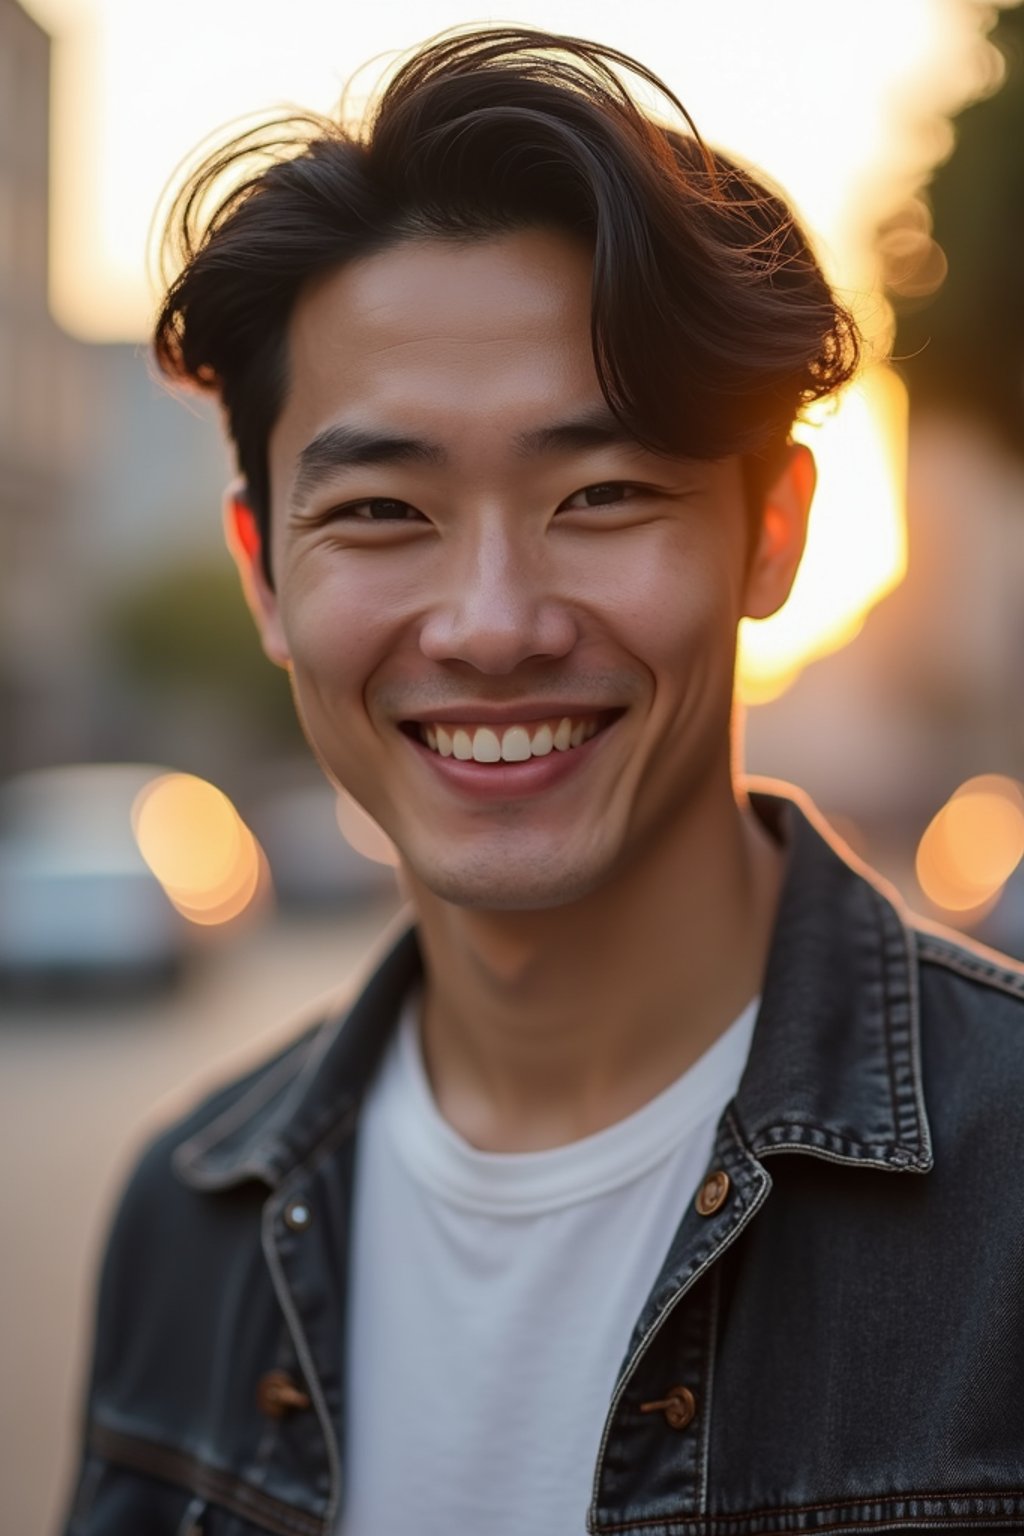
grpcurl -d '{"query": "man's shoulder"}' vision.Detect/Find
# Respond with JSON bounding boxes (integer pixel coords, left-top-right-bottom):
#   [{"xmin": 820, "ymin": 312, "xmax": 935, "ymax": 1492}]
[
  {"xmin": 131, "ymin": 1017, "xmax": 325, "ymax": 1200},
  {"xmin": 109, "ymin": 921, "xmax": 419, "ymax": 1226},
  {"xmin": 914, "ymin": 920, "xmax": 1024, "ymax": 1008},
  {"xmin": 912, "ymin": 917, "xmax": 1024, "ymax": 1048},
  {"xmin": 102, "ymin": 1015, "xmax": 328, "ymax": 1271},
  {"xmin": 908, "ymin": 919, "xmax": 1024, "ymax": 1144},
  {"xmin": 86, "ymin": 1007, "xmax": 347, "ymax": 1392}
]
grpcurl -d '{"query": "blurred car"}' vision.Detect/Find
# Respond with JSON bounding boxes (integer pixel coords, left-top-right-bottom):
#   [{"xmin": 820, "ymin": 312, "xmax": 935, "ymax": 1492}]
[{"xmin": 0, "ymin": 763, "xmax": 190, "ymax": 994}]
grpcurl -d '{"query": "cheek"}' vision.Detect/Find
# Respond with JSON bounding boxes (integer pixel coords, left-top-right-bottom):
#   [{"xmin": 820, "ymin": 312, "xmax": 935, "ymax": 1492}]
[
  {"xmin": 565, "ymin": 527, "xmax": 740, "ymax": 668},
  {"xmin": 277, "ymin": 557, "xmax": 409, "ymax": 693}
]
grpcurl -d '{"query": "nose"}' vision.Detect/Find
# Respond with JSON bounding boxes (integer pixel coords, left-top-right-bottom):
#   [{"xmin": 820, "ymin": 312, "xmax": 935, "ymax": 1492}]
[{"xmin": 418, "ymin": 518, "xmax": 578, "ymax": 675}]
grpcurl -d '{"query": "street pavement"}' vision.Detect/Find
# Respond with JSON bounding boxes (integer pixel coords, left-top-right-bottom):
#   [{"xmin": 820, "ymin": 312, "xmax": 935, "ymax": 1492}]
[{"xmin": 0, "ymin": 895, "xmax": 402, "ymax": 1536}]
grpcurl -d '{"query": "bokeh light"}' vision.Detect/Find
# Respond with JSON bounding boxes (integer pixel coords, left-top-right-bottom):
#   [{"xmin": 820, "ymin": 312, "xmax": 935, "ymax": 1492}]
[
  {"xmin": 131, "ymin": 772, "xmax": 268, "ymax": 925},
  {"xmin": 915, "ymin": 775, "xmax": 1024, "ymax": 920},
  {"xmin": 737, "ymin": 365, "xmax": 909, "ymax": 704}
]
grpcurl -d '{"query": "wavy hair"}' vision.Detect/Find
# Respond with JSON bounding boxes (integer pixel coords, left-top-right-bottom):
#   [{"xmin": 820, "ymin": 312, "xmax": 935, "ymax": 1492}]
[{"xmin": 154, "ymin": 27, "xmax": 860, "ymax": 583}]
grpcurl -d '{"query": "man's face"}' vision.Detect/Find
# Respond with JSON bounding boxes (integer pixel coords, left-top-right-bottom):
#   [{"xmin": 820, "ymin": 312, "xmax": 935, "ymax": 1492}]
[{"xmin": 245, "ymin": 229, "xmax": 806, "ymax": 910}]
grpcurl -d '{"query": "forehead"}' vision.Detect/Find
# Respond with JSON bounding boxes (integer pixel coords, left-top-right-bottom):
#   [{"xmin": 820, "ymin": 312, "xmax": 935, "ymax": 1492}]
[{"xmin": 269, "ymin": 229, "xmax": 600, "ymax": 480}]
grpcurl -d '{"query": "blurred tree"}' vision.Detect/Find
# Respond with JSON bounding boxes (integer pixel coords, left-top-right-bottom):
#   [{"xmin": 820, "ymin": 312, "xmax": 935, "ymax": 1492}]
[
  {"xmin": 888, "ymin": 4, "xmax": 1024, "ymax": 456},
  {"xmin": 104, "ymin": 559, "xmax": 303, "ymax": 754}
]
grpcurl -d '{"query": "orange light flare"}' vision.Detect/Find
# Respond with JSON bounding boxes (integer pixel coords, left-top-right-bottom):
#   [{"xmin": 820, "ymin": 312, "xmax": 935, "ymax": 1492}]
[
  {"xmin": 737, "ymin": 364, "xmax": 909, "ymax": 705},
  {"xmin": 131, "ymin": 772, "xmax": 271, "ymax": 926},
  {"xmin": 915, "ymin": 776, "xmax": 1024, "ymax": 926}
]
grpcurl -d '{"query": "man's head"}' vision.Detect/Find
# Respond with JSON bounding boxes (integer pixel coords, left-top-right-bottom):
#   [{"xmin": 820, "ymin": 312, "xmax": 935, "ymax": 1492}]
[
  {"xmin": 155, "ymin": 27, "xmax": 857, "ymax": 583},
  {"xmin": 153, "ymin": 28, "xmax": 857, "ymax": 911}
]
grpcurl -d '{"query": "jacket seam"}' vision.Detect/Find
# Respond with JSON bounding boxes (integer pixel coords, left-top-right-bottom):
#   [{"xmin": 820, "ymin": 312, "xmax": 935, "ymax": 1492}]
[
  {"xmin": 915, "ymin": 933, "xmax": 1024, "ymax": 1001},
  {"xmin": 696, "ymin": 1260, "xmax": 721, "ymax": 1514},
  {"xmin": 703, "ymin": 1488, "xmax": 1024, "ymax": 1518},
  {"xmin": 901, "ymin": 924, "xmax": 933, "ymax": 1166},
  {"xmin": 596, "ymin": 1515, "xmax": 1024, "ymax": 1533},
  {"xmin": 865, "ymin": 879, "xmax": 928, "ymax": 1159},
  {"xmin": 752, "ymin": 1130, "xmax": 921, "ymax": 1169},
  {"xmin": 86, "ymin": 1421, "xmax": 327, "ymax": 1536},
  {"xmin": 872, "ymin": 884, "xmax": 908, "ymax": 1149},
  {"xmin": 594, "ymin": 1490, "xmax": 1024, "ymax": 1532},
  {"xmin": 757, "ymin": 1123, "xmax": 895, "ymax": 1150}
]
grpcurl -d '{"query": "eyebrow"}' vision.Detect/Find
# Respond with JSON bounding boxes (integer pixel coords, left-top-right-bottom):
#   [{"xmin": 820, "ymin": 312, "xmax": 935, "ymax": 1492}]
[
  {"xmin": 291, "ymin": 425, "xmax": 447, "ymax": 506},
  {"xmin": 289, "ymin": 406, "xmax": 642, "ymax": 507}
]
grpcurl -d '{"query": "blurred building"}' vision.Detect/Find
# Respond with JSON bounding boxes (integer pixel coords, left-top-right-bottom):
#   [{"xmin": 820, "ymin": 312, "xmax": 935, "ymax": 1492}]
[
  {"xmin": 0, "ymin": 0, "xmax": 229, "ymax": 775},
  {"xmin": 0, "ymin": 0, "xmax": 88, "ymax": 771},
  {"xmin": 69, "ymin": 341, "xmax": 228, "ymax": 591}
]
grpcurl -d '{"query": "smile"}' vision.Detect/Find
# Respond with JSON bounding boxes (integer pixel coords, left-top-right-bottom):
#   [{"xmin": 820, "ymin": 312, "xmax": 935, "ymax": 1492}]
[{"xmin": 415, "ymin": 715, "xmax": 606, "ymax": 764}]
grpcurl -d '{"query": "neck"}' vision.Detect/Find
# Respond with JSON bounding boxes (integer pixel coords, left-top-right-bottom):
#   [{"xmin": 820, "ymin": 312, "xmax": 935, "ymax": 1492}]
[{"xmin": 404, "ymin": 778, "xmax": 783, "ymax": 1152}]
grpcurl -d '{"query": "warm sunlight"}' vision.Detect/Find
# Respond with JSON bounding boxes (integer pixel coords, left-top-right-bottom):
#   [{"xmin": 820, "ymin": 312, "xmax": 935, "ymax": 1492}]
[
  {"xmin": 24, "ymin": 0, "xmax": 1004, "ymax": 341},
  {"xmin": 19, "ymin": 0, "xmax": 1012, "ymax": 699},
  {"xmin": 737, "ymin": 367, "xmax": 909, "ymax": 704}
]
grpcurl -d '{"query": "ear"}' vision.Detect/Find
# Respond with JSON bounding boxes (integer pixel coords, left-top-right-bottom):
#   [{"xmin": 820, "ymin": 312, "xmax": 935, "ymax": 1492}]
[
  {"xmin": 741, "ymin": 443, "xmax": 816, "ymax": 621},
  {"xmin": 222, "ymin": 481, "xmax": 291, "ymax": 667}
]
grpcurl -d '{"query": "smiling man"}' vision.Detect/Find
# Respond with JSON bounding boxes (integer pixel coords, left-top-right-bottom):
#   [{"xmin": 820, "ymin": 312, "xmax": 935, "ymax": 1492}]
[{"xmin": 64, "ymin": 27, "xmax": 1024, "ymax": 1536}]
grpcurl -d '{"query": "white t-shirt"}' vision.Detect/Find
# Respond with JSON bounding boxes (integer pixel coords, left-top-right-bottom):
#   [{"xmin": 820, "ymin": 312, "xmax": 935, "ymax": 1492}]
[{"xmin": 342, "ymin": 993, "xmax": 758, "ymax": 1536}]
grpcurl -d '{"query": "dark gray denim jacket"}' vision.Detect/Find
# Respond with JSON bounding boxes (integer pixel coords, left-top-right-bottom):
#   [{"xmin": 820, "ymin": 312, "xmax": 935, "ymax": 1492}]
[{"xmin": 63, "ymin": 790, "xmax": 1024, "ymax": 1536}]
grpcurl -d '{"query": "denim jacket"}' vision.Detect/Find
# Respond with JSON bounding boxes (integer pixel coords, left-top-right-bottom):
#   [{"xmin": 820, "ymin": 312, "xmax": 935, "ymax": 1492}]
[{"xmin": 63, "ymin": 789, "xmax": 1024, "ymax": 1535}]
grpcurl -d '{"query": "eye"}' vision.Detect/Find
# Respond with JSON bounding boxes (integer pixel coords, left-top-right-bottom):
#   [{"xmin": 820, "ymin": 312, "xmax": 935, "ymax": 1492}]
[
  {"xmin": 336, "ymin": 498, "xmax": 425, "ymax": 522},
  {"xmin": 557, "ymin": 482, "xmax": 638, "ymax": 511}
]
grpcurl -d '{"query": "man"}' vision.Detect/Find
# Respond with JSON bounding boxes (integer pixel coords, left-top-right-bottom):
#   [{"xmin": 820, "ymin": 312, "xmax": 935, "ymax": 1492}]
[{"xmin": 64, "ymin": 27, "xmax": 1024, "ymax": 1536}]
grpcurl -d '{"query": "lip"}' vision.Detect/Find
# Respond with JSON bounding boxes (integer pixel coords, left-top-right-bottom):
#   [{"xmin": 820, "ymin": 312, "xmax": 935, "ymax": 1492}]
[{"xmin": 404, "ymin": 712, "xmax": 620, "ymax": 800}]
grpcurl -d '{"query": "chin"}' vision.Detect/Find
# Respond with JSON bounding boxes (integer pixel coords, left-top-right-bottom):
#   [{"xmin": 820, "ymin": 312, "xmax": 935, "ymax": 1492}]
[{"xmin": 405, "ymin": 844, "xmax": 612, "ymax": 913}]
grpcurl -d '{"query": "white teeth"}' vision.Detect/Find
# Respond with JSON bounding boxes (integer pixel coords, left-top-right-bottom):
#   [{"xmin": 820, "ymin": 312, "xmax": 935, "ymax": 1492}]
[
  {"xmin": 471, "ymin": 727, "xmax": 501, "ymax": 764},
  {"xmin": 500, "ymin": 726, "xmax": 532, "ymax": 762},
  {"xmin": 420, "ymin": 715, "xmax": 603, "ymax": 762}
]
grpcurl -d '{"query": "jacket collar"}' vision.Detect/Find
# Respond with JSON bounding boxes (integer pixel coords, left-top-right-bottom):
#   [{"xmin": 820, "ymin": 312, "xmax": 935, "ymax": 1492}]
[
  {"xmin": 175, "ymin": 784, "xmax": 932, "ymax": 1193},
  {"xmin": 738, "ymin": 787, "xmax": 932, "ymax": 1172}
]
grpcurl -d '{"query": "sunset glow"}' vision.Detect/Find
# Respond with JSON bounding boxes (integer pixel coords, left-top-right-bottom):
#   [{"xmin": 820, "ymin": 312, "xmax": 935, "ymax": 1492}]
[
  {"xmin": 737, "ymin": 367, "xmax": 909, "ymax": 704},
  {"xmin": 23, "ymin": 0, "xmax": 1006, "ymax": 342},
  {"xmin": 18, "ymin": 0, "xmax": 1013, "ymax": 700}
]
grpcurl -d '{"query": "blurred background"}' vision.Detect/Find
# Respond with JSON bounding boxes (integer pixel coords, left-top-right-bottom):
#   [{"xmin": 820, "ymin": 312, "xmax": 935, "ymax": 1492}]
[{"xmin": 1, "ymin": 0, "xmax": 1022, "ymax": 1528}]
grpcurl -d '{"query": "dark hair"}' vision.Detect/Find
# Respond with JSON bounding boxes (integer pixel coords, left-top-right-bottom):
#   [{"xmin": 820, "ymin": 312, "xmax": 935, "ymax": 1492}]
[{"xmin": 154, "ymin": 26, "xmax": 860, "ymax": 585}]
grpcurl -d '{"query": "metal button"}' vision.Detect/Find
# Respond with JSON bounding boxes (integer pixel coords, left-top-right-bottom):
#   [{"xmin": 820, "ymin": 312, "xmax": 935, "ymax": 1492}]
[
  {"xmin": 257, "ymin": 1369, "xmax": 311, "ymax": 1419},
  {"xmin": 695, "ymin": 1169, "xmax": 730, "ymax": 1216},
  {"xmin": 284, "ymin": 1199, "xmax": 312, "ymax": 1231},
  {"xmin": 640, "ymin": 1384, "xmax": 696, "ymax": 1431}
]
